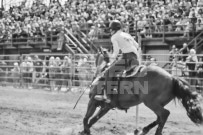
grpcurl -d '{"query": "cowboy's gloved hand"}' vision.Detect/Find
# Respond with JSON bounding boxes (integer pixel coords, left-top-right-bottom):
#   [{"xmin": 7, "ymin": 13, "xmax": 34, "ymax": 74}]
[
  {"xmin": 107, "ymin": 62, "xmax": 111, "ymax": 66},
  {"xmin": 109, "ymin": 58, "xmax": 115, "ymax": 65}
]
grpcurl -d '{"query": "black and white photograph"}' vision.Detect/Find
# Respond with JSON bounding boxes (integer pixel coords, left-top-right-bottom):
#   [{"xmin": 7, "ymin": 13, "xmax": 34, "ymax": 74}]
[{"xmin": 0, "ymin": 0, "xmax": 203, "ymax": 135}]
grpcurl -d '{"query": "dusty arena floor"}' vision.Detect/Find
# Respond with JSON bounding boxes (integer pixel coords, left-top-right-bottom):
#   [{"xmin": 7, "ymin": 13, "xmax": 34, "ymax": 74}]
[{"xmin": 0, "ymin": 87, "xmax": 203, "ymax": 135}]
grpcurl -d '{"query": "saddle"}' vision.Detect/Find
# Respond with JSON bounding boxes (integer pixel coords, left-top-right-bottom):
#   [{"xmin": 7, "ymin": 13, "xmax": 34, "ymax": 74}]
[{"xmin": 121, "ymin": 65, "xmax": 146, "ymax": 78}]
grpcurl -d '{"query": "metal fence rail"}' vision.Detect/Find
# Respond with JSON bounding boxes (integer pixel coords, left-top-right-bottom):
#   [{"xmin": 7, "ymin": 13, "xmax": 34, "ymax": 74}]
[{"xmin": 0, "ymin": 53, "xmax": 202, "ymax": 93}]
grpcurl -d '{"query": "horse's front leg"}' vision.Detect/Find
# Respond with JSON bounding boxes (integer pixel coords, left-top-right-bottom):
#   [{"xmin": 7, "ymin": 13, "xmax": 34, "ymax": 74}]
[
  {"xmin": 81, "ymin": 98, "xmax": 98, "ymax": 135},
  {"xmin": 88, "ymin": 105, "xmax": 111, "ymax": 128}
]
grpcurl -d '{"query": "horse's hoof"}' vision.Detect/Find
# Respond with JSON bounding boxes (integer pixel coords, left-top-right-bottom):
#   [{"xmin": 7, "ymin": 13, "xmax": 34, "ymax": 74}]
[
  {"xmin": 78, "ymin": 131, "xmax": 91, "ymax": 135},
  {"xmin": 134, "ymin": 129, "xmax": 146, "ymax": 135},
  {"xmin": 134, "ymin": 129, "xmax": 139, "ymax": 135}
]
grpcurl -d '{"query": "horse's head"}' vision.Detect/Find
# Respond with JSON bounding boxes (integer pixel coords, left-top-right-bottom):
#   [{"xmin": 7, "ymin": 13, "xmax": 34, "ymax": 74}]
[
  {"xmin": 89, "ymin": 47, "xmax": 110, "ymax": 98},
  {"xmin": 95, "ymin": 47, "xmax": 110, "ymax": 75}
]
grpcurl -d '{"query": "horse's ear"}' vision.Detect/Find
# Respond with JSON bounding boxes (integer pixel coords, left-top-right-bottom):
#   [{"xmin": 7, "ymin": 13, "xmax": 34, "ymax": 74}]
[{"xmin": 97, "ymin": 47, "xmax": 102, "ymax": 54}]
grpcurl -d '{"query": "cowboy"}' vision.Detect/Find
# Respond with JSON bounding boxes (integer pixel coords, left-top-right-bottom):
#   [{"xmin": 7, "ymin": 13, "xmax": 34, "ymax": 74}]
[{"xmin": 94, "ymin": 20, "xmax": 141, "ymax": 103}]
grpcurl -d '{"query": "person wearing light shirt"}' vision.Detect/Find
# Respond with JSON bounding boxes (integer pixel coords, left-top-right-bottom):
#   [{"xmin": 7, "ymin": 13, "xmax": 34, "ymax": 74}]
[
  {"xmin": 94, "ymin": 20, "xmax": 141, "ymax": 103},
  {"xmin": 110, "ymin": 28, "xmax": 140, "ymax": 63}
]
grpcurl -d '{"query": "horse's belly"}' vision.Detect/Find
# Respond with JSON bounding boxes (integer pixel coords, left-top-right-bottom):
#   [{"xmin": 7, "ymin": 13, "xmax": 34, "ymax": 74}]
[{"xmin": 118, "ymin": 94, "xmax": 142, "ymax": 108}]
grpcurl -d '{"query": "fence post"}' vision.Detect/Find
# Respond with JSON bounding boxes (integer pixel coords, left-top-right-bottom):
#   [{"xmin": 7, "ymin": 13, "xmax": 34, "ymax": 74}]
[
  {"xmin": 72, "ymin": 54, "xmax": 76, "ymax": 87},
  {"xmin": 135, "ymin": 20, "xmax": 138, "ymax": 41},
  {"xmin": 27, "ymin": 34, "xmax": 29, "ymax": 47},
  {"xmin": 11, "ymin": 31, "xmax": 13, "ymax": 48},
  {"xmin": 2, "ymin": 46, "xmax": 5, "ymax": 54},
  {"xmin": 51, "ymin": 30, "xmax": 53, "ymax": 49},
  {"xmin": 175, "ymin": 54, "xmax": 177, "ymax": 77},
  {"xmin": 162, "ymin": 19, "xmax": 165, "ymax": 43},
  {"xmin": 44, "ymin": 31, "xmax": 47, "ymax": 47},
  {"xmin": 19, "ymin": 54, "xmax": 23, "ymax": 88},
  {"xmin": 195, "ymin": 37, "xmax": 197, "ymax": 51}
]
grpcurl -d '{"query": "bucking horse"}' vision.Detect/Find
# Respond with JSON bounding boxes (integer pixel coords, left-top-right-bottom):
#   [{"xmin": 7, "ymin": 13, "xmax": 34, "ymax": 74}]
[{"xmin": 79, "ymin": 48, "xmax": 203, "ymax": 135}]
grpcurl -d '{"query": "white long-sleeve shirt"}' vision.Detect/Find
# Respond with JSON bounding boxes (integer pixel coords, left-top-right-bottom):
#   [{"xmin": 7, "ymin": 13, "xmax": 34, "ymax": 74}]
[{"xmin": 111, "ymin": 30, "xmax": 140, "ymax": 60}]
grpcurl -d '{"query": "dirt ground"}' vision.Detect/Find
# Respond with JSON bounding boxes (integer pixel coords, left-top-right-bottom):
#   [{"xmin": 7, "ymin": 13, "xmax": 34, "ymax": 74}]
[{"xmin": 0, "ymin": 87, "xmax": 203, "ymax": 135}]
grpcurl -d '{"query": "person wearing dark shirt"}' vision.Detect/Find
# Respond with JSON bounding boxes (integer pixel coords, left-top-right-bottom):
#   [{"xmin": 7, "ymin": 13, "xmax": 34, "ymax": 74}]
[
  {"xmin": 33, "ymin": 55, "xmax": 43, "ymax": 77},
  {"xmin": 180, "ymin": 43, "xmax": 189, "ymax": 62}
]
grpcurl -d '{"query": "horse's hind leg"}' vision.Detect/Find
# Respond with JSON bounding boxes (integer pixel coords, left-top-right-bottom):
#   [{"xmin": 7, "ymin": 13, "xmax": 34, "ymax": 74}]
[
  {"xmin": 82, "ymin": 99, "xmax": 98, "ymax": 135},
  {"xmin": 142, "ymin": 103, "xmax": 170, "ymax": 135},
  {"xmin": 150, "ymin": 106, "xmax": 170, "ymax": 135},
  {"xmin": 154, "ymin": 108, "xmax": 170, "ymax": 135},
  {"xmin": 135, "ymin": 117, "xmax": 159, "ymax": 135}
]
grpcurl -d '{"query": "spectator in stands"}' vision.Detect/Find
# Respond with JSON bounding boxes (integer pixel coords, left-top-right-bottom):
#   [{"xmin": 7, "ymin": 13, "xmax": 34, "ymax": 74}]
[
  {"xmin": 61, "ymin": 56, "xmax": 72, "ymax": 91},
  {"xmin": 71, "ymin": 21, "xmax": 80, "ymax": 38},
  {"xmin": 196, "ymin": 57, "xmax": 203, "ymax": 92},
  {"xmin": 33, "ymin": 55, "xmax": 43, "ymax": 86},
  {"xmin": 27, "ymin": 57, "xmax": 34, "ymax": 89},
  {"xmin": 186, "ymin": 48, "xmax": 198, "ymax": 85},
  {"xmin": 183, "ymin": 19, "xmax": 194, "ymax": 38},
  {"xmin": 57, "ymin": 30, "xmax": 65, "ymax": 50},
  {"xmin": 34, "ymin": 59, "xmax": 48, "ymax": 88},
  {"xmin": 88, "ymin": 26, "xmax": 98, "ymax": 40},
  {"xmin": 144, "ymin": 55, "xmax": 152, "ymax": 66},
  {"xmin": 11, "ymin": 62, "xmax": 20, "ymax": 88},
  {"xmin": 86, "ymin": 55, "xmax": 96, "ymax": 81},
  {"xmin": 78, "ymin": 55, "xmax": 89, "ymax": 89},
  {"xmin": 196, "ymin": 19, "xmax": 203, "ymax": 32},
  {"xmin": 0, "ymin": 60, "xmax": 7, "ymax": 87},
  {"xmin": 49, "ymin": 56, "xmax": 56, "ymax": 91},
  {"xmin": 140, "ymin": 24, "xmax": 152, "ymax": 38},
  {"xmin": 55, "ymin": 57, "xmax": 62, "ymax": 91},
  {"xmin": 175, "ymin": 17, "xmax": 185, "ymax": 31},
  {"xmin": 0, "ymin": 0, "xmax": 201, "ymax": 44},
  {"xmin": 20, "ymin": 57, "xmax": 28, "ymax": 88},
  {"xmin": 149, "ymin": 57, "xmax": 158, "ymax": 66},
  {"xmin": 180, "ymin": 43, "xmax": 189, "ymax": 61},
  {"xmin": 171, "ymin": 56, "xmax": 186, "ymax": 77},
  {"xmin": 169, "ymin": 45, "xmax": 178, "ymax": 61}
]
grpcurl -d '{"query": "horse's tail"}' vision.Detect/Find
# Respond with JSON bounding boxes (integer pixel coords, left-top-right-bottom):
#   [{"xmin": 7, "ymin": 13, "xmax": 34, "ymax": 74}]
[{"xmin": 173, "ymin": 77, "xmax": 203, "ymax": 125}]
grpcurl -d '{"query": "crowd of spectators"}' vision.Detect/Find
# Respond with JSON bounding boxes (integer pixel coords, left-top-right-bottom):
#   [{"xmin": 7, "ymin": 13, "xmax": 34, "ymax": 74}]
[
  {"xmin": 0, "ymin": 54, "xmax": 95, "ymax": 91},
  {"xmin": 0, "ymin": 0, "xmax": 66, "ymax": 43},
  {"xmin": 1, "ymin": 0, "xmax": 203, "ymax": 43},
  {"xmin": 168, "ymin": 43, "xmax": 203, "ymax": 89}
]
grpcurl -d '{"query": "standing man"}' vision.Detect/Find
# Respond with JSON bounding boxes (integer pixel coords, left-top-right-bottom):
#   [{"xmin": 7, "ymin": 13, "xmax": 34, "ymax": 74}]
[{"xmin": 180, "ymin": 43, "xmax": 189, "ymax": 62}]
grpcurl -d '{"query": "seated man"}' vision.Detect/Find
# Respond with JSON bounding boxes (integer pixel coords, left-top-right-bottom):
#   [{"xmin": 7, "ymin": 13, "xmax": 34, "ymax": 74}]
[{"xmin": 94, "ymin": 20, "xmax": 141, "ymax": 103}]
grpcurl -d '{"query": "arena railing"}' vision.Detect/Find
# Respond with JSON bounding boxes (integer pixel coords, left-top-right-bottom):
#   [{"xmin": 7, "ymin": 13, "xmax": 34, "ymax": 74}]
[
  {"xmin": 78, "ymin": 19, "xmax": 203, "ymax": 41},
  {"xmin": 0, "ymin": 29, "xmax": 62, "ymax": 52},
  {"xmin": 1, "ymin": 20, "xmax": 202, "ymax": 52},
  {"xmin": 0, "ymin": 53, "xmax": 203, "ymax": 94}
]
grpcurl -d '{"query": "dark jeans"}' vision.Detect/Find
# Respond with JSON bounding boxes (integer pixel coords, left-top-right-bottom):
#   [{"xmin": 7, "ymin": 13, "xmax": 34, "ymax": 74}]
[
  {"xmin": 100, "ymin": 52, "xmax": 138, "ymax": 97},
  {"xmin": 107, "ymin": 52, "xmax": 138, "ymax": 78}
]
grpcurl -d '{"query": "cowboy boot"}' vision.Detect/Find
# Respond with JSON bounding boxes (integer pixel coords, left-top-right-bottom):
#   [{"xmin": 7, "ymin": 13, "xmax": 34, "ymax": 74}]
[
  {"xmin": 103, "ymin": 90, "xmax": 111, "ymax": 103},
  {"xmin": 94, "ymin": 90, "xmax": 111, "ymax": 103}
]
